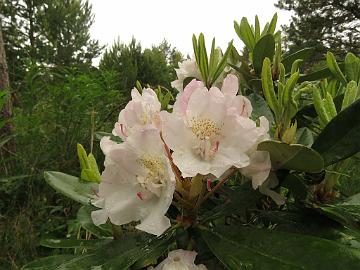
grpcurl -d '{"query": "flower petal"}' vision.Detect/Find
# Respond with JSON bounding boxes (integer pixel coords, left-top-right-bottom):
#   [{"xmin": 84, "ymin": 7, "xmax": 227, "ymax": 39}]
[{"xmin": 221, "ymin": 74, "xmax": 238, "ymax": 96}]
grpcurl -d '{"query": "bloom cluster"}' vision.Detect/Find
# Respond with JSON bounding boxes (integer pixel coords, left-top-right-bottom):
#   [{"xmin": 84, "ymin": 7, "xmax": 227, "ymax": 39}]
[
  {"xmin": 91, "ymin": 59, "xmax": 280, "ymax": 236},
  {"xmin": 149, "ymin": 249, "xmax": 207, "ymax": 270}
]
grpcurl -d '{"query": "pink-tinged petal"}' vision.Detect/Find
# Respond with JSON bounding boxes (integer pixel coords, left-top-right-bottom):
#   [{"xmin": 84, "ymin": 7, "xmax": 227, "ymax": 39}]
[
  {"xmin": 173, "ymin": 79, "xmax": 204, "ymax": 116},
  {"xmin": 171, "ymin": 58, "xmax": 201, "ymax": 92},
  {"xmin": 227, "ymin": 95, "xmax": 253, "ymax": 118},
  {"xmin": 185, "ymin": 86, "xmax": 209, "ymax": 119},
  {"xmin": 93, "ymin": 128, "xmax": 175, "ymax": 236},
  {"xmin": 186, "ymin": 86, "xmax": 227, "ymax": 125},
  {"xmin": 172, "ymin": 150, "xmax": 213, "ymax": 178},
  {"xmin": 100, "ymin": 136, "xmax": 118, "ymax": 155},
  {"xmin": 221, "ymin": 74, "xmax": 238, "ymax": 96},
  {"xmin": 209, "ymin": 86, "xmax": 225, "ymax": 99},
  {"xmin": 211, "ymin": 147, "xmax": 250, "ymax": 177},
  {"xmin": 91, "ymin": 169, "xmax": 142, "ymax": 226},
  {"xmin": 240, "ymin": 151, "xmax": 271, "ymax": 189},
  {"xmin": 126, "ymin": 128, "xmax": 164, "ymax": 156},
  {"xmin": 162, "ymin": 112, "xmax": 194, "ymax": 152},
  {"xmin": 131, "ymin": 88, "xmax": 142, "ymax": 100},
  {"xmin": 113, "ymin": 87, "xmax": 161, "ymax": 140},
  {"xmin": 136, "ymin": 179, "xmax": 175, "ymax": 236}
]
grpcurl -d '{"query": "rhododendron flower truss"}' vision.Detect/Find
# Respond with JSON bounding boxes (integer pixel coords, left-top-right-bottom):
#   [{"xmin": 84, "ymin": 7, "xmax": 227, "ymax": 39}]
[
  {"xmin": 150, "ymin": 249, "xmax": 207, "ymax": 270},
  {"xmin": 162, "ymin": 84, "xmax": 269, "ymax": 178},
  {"xmin": 171, "ymin": 58, "xmax": 201, "ymax": 92},
  {"xmin": 112, "ymin": 87, "xmax": 161, "ymax": 140},
  {"xmin": 91, "ymin": 128, "xmax": 175, "ymax": 236}
]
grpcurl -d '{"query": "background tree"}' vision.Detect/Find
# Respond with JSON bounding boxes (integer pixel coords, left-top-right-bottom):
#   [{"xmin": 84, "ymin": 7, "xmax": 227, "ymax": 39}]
[
  {"xmin": 2, "ymin": 0, "xmax": 103, "ymax": 87},
  {"xmin": 276, "ymin": 0, "xmax": 360, "ymax": 64},
  {"xmin": 99, "ymin": 38, "xmax": 182, "ymax": 98}
]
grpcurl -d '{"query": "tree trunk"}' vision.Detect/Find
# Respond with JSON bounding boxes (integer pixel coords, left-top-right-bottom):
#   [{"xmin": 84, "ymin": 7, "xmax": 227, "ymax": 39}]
[{"xmin": 0, "ymin": 6, "xmax": 14, "ymax": 174}]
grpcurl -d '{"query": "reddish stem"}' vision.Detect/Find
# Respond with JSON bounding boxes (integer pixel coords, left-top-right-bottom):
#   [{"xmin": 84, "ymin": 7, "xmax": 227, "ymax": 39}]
[
  {"xmin": 199, "ymin": 167, "xmax": 237, "ymax": 204},
  {"xmin": 160, "ymin": 132, "xmax": 183, "ymax": 182}
]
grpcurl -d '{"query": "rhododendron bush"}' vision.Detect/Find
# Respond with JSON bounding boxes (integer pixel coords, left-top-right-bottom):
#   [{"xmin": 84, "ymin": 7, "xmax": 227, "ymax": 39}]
[{"xmin": 24, "ymin": 14, "xmax": 360, "ymax": 270}]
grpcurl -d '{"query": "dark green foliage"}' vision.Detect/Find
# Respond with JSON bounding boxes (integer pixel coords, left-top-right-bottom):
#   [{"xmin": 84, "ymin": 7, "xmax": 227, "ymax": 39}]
[
  {"xmin": 200, "ymin": 225, "xmax": 360, "ymax": 270},
  {"xmin": 2, "ymin": 0, "xmax": 103, "ymax": 88},
  {"xmin": 99, "ymin": 38, "xmax": 182, "ymax": 98},
  {"xmin": 276, "ymin": 0, "xmax": 360, "ymax": 63},
  {"xmin": 0, "ymin": 64, "xmax": 124, "ymax": 268},
  {"xmin": 312, "ymin": 99, "xmax": 360, "ymax": 166}
]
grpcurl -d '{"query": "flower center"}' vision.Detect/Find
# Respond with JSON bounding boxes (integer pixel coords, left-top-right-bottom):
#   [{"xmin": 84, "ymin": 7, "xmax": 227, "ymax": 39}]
[
  {"xmin": 189, "ymin": 117, "xmax": 222, "ymax": 160},
  {"xmin": 136, "ymin": 154, "xmax": 166, "ymax": 197},
  {"xmin": 190, "ymin": 117, "xmax": 221, "ymax": 140}
]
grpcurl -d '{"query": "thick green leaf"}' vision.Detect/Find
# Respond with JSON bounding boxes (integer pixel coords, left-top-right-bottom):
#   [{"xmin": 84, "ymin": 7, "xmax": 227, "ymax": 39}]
[
  {"xmin": 234, "ymin": 18, "xmax": 255, "ymax": 50},
  {"xmin": 100, "ymin": 229, "xmax": 174, "ymax": 269},
  {"xmin": 40, "ymin": 238, "xmax": 111, "ymax": 249},
  {"xmin": 312, "ymin": 99, "xmax": 360, "ymax": 166},
  {"xmin": 198, "ymin": 33, "xmax": 209, "ymax": 82},
  {"xmin": 44, "ymin": 171, "xmax": 97, "ymax": 205},
  {"xmin": 192, "ymin": 34, "xmax": 200, "ymax": 65},
  {"xmin": 24, "ymin": 231, "xmax": 174, "ymax": 270},
  {"xmin": 296, "ymin": 127, "xmax": 314, "ymax": 147},
  {"xmin": 342, "ymin": 81, "xmax": 359, "ymax": 110},
  {"xmin": 77, "ymin": 143, "xmax": 89, "ymax": 171},
  {"xmin": 22, "ymin": 255, "xmax": 77, "ymax": 270},
  {"xmin": 282, "ymin": 48, "xmax": 314, "ymax": 73},
  {"xmin": 345, "ymin": 53, "xmax": 360, "ymax": 83},
  {"xmin": 77, "ymin": 206, "xmax": 112, "ymax": 238},
  {"xmin": 282, "ymin": 71, "xmax": 299, "ymax": 112},
  {"xmin": 253, "ymin": 34, "xmax": 275, "ymax": 75},
  {"xmin": 209, "ymin": 38, "xmax": 217, "ymax": 77},
  {"xmin": 310, "ymin": 203, "xmax": 360, "ymax": 230},
  {"xmin": 51, "ymin": 236, "xmax": 142, "ymax": 269},
  {"xmin": 267, "ymin": 13, "xmax": 278, "ymax": 34},
  {"xmin": 298, "ymin": 64, "xmax": 345, "ymax": 83},
  {"xmin": 261, "ymin": 58, "xmax": 280, "ymax": 119},
  {"xmin": 327, "ymin": 52, "xmax": 347, "ymax": 85},
  {"xmin": 324, "ymin": 92, "xmax": 337, "ymax": 119},
  {"xmin": 256, "ymin": 209, "xmax": 360, "ymax": 248},
  {"xmin": 211, "ymin": 41, "xmax": 233, "ymax": 85},
  {"xmin": 313, "ymin": 87, "xmax": 331, "ymax": 127},
  {"xmin": 201, "ymin": 225, "xmax": 360, "ymax": 270},
  {"xmin": 247, "ymin": 93, "xmax": 275, "ymax": 125},
  {"xmin": 254, "ymin": 15, "xmax": 260, "ymax": 41},
  {"xmin": 258, "ymin": 140, "xmax": 324, "ymax": 172}
]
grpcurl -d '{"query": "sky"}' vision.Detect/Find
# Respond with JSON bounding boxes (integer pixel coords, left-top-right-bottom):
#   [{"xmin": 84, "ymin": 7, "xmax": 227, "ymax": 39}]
[{"xmin": 89, "ymin": 0, "xmax": 292, "ymax": 58}]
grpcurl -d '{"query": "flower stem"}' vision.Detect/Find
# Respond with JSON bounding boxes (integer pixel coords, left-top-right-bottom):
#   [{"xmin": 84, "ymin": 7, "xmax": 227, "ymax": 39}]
[
  {"xmin": 197, "ymin": 167, "xmax": 237, "ymax": 207},
  {"xmin": 160, "ymin": 132, "xmax": 183, "ymax": 182}
]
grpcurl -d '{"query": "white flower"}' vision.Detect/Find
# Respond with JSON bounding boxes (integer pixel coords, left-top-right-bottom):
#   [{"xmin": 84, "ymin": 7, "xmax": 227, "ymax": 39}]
[
  {"xmin": 171, "ymin": 59, "xmax": 202, "ymax": 92},
  {"xmin": 112, "ymin": 88, "xmax": 161, "ymax": 140},
  {"xmin": 91, "ymin": 128, "xmax": 175, "ymax": 236},
  {"xmin": 150, "ymin": 249, "xmax": 207, "ymax": 270},
  {"xmin": 239, "ymin": 115, "xmax": 271, "ymax": 189},
  {"xmin": 162, "ymin": 86, "xmax": 265, "ymax": 178},
  {"xmin": 221, "ymin": 74, "xmax": 252, "ymax": 118},
  {"xmin": 240, "ymin": 151, "xmax": 271, "ymax": 189},
  {"xmin": 173, "ymin": 74, "xmax": 252, "ymax": 119},
  {"xmin": 173, "ymin": 79, "xmax": 205, "ymax": 116}
]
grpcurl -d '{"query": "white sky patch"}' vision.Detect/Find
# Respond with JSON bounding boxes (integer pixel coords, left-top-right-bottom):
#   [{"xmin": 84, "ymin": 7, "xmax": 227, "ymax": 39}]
[{"xmin": 89, "ymin": 0, "xmax": 292, "ymax": 58}]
